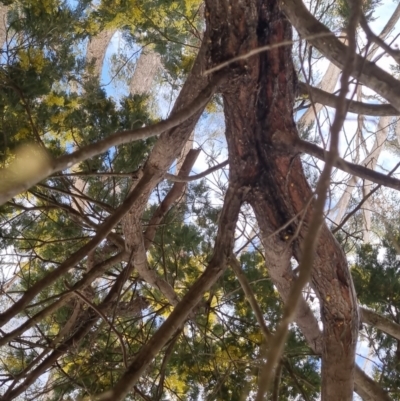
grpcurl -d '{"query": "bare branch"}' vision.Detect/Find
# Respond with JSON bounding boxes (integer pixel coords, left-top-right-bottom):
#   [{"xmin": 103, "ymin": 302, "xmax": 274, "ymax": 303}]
[
  {"xmin": 275, "ymin": 136, "xmax": 400, "ymax": 192},
  {"xmin": 144, "ymin": 148, "xmax": 200, "ymax": 249},
  {"xmin": 298, "ymin": 82, "xmax": 400, "ymax": 116},
  {"xmin": 64, "ymin": 281, "xmax": 129, "ymax": 369},
  {"xmin": 164, "ymin": 159, "xmax": 229, "ymax": 182},
  {"xmin": 280, "ymin": 0, "xmax": 400, "ymax": 111},
  {"xmin": 0, "ymin": 251, "xmax": 127, "ymax": 347},
  {"xmin": 333, "ymin": 162, "xmax": 400, "ymax": 233},
  {"xmin": 361, "ymin": 307, "xmax": 400, "ymax": 341},
  {"xmin": 0, "ymin": 172, "xmax": 153, "ymax": 327},
  {"xmin": 229, "ymin": 257, "xmax": 271, "ymax": 340}
]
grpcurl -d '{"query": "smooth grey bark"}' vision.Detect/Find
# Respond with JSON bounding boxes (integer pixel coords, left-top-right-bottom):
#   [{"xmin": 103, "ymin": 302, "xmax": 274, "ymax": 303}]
[
  {"xmin": 86, "ymin": 29, "xmax": 116, "ymax": 77},
  {"xmin": 361, "ymin": 307, "xmax": 400, "ymax": 341},
  {"xmin": 0, "ymin": 4, "xmax": 7, "ymax": 49},
  {"xmin": 129, "ymin": 48, "xmax": 161, "ymax": 95}
]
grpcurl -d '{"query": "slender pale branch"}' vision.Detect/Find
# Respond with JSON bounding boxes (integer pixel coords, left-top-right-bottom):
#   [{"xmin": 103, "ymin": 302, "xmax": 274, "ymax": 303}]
[
  {"xmin": 0, "ymin": 171, "xmax": 153, "ymax": 328},
  {"xmin": 361, "ymin": 307, "xmax": 400, "ymax": 341},
  {"xmin": 272, "ymin": 134, "xmax": 400, "ymax": 192},
  {"xmin": 298, "ymin": 82, "xmax": 400, "ymax": 116},
  {"xmin": 333, "ymin": 162, "xmax": 400, "ymax": 233},
  {"xmin": 164, "ymin": 159, "xmax": 229, "ymax": 182},
  {"xmin": 98, "ymin": 184, "xmax": 246, "ymax": 401},
  {"xmin": 64, "ymin": 281, "xmax": 129, "ymax": 369}
]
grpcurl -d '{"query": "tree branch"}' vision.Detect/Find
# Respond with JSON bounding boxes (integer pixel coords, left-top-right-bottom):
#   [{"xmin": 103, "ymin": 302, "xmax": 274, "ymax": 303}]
[
  {"xmin": 98, "ymin": 183, "xmax": 246, "ymax": 401},
  {"xmin": 272, "ymin": 135, "xmax": 400, "ymax": 192},
  {"xmin": 164, "ymin": 159, "xmax": 229, "ymax": 183},
  {"xmin": 361, "ymin": 307, "xmax": 400, "ymax": 341},
  {"xmin": 0, "ymin": 73, "xmax": 226, "ymax": 206},
  {"xmin": 144, "ymin": 148, "xmax": 201, "ymax": 249},
  {"xmin": 0, "ymin": 170, "xmax": 153, "ymax": 328},
  {"xmin": 256, "ymin": 1, "xmax": 361, "ymax": 396},
  {"xmin": 298, "ymin": 82, "xmax": 400, "ymax": 116},
  {"xmin": 280, "ymin": 0, "xmax": 400, "ymax": 111}
]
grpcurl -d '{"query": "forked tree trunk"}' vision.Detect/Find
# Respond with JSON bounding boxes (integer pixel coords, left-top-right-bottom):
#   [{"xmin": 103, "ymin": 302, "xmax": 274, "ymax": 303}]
[{"xmin": 205, "ymin": 0, "xmax": 358, "ymax": 399}]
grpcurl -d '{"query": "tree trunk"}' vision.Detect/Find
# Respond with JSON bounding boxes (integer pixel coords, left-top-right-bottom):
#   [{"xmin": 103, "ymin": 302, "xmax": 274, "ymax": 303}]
[
  {"xmin": 86, "ymin": 29, "xmax": 115, "ymax": 77},
  {"xmin": 0, "ymin": 4, "xmax": 7, "ymax": 49},
  {"xmin": 205, "ymin": 0, "xmax": 358, "ymax": 399},
  {"xmin": 129, "ymin": 48, "xmax": 161, "ymax": 95}
]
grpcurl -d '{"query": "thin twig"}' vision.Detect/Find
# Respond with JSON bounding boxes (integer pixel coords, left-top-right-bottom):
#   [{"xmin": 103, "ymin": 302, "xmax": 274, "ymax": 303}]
[
  {"xmin": 64, "ymin": 281, "xmax": 129, "ymax": 369},
  {"xmin": 165, "ymin": 159, "xmax": 229, "ymax": 182},
  {"xmin": 204, "ymin": 32, "xmax": 335, "ymax": 75},
  {"xmin": 333, "ymin": 161, "xmax": 400, "ymax": 233}
]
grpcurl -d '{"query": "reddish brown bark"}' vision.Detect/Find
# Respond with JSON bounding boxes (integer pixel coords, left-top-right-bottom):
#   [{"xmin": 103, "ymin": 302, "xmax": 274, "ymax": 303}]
[{"xmin": 206, "ymin": 0, "xmax": 358, "ymax": 399}]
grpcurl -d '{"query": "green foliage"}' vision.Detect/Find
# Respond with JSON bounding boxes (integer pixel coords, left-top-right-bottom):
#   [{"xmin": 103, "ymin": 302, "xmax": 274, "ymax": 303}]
[
  {"xmin": 352, "ymin": 234, "xmax": 400, "ymax": 399},
  {"xmin": 334, "ymin": 0, "xmax": 381, "ymax": 24}
]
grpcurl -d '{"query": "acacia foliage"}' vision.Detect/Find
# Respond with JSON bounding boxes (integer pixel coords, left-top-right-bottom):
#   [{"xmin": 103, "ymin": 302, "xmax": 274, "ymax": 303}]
[{"xmin": 1, "ymin": 0, "xmax": 400, "ymax": 400}]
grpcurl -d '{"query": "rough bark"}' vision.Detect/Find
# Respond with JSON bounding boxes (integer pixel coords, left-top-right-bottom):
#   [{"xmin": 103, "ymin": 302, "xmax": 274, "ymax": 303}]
[{"xmin": 204, "ymin": 0, "xmax": 358, "ymax": 399}]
